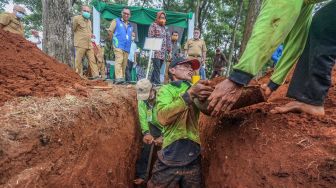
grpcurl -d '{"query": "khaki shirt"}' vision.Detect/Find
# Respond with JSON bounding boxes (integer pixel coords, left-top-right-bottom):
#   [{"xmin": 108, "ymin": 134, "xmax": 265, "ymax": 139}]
[
  {"xmin": 184, "ymin": 39, "xmax": 207, "ymax": 57},
  {"xmin": 107, "ymin": 18, "xmax": 129, "ymax": 38},
  {"xmin": 0, "ymin": 12, "xmax": 24, "ymax": 36},
  {"xmin": 73, "ymin": 15, "xmax": 92, "ymax": 49},
  {"xmin": 107, "ymin": 19, "xmax": 117, "ymax": 35}
]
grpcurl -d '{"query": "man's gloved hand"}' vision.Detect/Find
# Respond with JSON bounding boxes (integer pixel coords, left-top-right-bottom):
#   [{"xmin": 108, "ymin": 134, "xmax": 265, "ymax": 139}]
[
  {"xmin": 143, "ymin": 134, "xmax": 154, "ymax": 144},
  {"xmin": 154, "ymin": 136, "xmax": 163, "ymax": 146}
]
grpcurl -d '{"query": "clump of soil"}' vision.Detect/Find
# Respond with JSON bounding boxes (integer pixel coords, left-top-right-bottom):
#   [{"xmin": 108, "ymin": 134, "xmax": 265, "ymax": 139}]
[
  {"xmin": 201, "ymin": 69, "xmax": 336, "ymax": 187},
  {"xmin": 0, "ymin": 29, "xmax": 97, "ymax": 106}
]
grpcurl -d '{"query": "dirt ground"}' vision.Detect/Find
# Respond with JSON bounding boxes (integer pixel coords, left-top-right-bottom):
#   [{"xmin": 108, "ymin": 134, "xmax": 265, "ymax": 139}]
[
  {"xmin": 201, "ymin": 69, "xmax": 336, "ymax": 187},
  {"xmin": 0, "ymin": 29, "xmax": 104, "ymax": 106},
  {"xmin": 0, "ymin": 29, "xmax": 141, "ymax": 187},
  {"xmin": 0, "ymin": 88, "xmax": 141, "ymax": 188}
]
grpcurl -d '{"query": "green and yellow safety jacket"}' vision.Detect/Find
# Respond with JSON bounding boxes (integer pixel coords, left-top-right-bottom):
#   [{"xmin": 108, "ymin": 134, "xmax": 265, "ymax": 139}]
[
  {"xmin": 138, "ymin": 100, "xmax": 162, "ymax": 134},
  {"xmin": 230, "ymin": 0, "xmax": 329, "ymax": 90},
  {"xmin": 156, "ymin": 81, "xmax": 200, "ymax": 149}
]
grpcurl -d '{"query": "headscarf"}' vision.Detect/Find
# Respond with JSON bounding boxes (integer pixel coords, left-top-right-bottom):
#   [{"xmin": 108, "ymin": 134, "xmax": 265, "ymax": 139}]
[{"xmin": 156, "ymin": 11, "xmax": 166, "ymax": 26}]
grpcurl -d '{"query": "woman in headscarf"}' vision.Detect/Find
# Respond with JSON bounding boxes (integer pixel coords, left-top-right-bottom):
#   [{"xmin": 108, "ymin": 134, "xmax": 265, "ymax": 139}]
[{"xmin": 148, "ymin": 11, "xmax": 172, "ymax": 85}]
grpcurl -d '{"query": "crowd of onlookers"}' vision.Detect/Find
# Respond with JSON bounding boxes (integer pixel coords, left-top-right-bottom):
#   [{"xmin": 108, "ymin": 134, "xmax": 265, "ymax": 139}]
[{"xmin": 72, "ymin": 6, "xmax": 230, "ymax": 84}]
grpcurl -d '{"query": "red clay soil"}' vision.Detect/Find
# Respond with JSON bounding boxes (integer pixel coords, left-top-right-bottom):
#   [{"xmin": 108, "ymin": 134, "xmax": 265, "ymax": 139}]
[
  {"xmin": 0, "ymin": 29, "xmax": 140, "ymax": 187},
  {"xmin": 0, "ymin": 29, "xmax": 102, "ymax": 106},
  {"xmin": 0, "ymin": 88, "xmax": 141, "ymax": 188},
  {"xmin": 201, "ymin": 69, "xmax": 336, "ymax": 187}
]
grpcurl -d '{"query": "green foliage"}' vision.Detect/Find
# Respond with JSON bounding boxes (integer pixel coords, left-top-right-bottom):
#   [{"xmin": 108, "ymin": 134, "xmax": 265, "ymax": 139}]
[
  {"xmin": 0, "ymin": 0, "xmax": 101, "ymax": 36},
  {"xmin": 1, "ymin": 0, "xmax": 330, "ymax": 77},
  {"xmin": 0, "ymin": 0, "xmax": 9, "ymax": 12}
]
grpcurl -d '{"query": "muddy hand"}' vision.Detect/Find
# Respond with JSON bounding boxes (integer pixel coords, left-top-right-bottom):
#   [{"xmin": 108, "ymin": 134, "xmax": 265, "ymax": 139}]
[
  {"xmin": 208, "ymin": 79, "xmax": 243, "ymax": 116},
  {"xmin": 188, "ymin": 80, "xmax": 214, "ymax": 101},
  {"xmin": 154, "ymin": 136, "xmax": 163, "ymax": 146},
  {"xmin": 143, "ymin": 134, "xmax": 154, "ymax": 144},
  {"xmin": 261, "ymin": 84, "xmax": 272, "ymax": 98}
]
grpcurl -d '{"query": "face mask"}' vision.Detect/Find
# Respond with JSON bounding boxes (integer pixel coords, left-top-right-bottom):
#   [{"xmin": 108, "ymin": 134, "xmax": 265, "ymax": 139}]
[
  {"xmin": 82, "ymin": 12, "xmax": 91, "ymax": 19},
  {"xmin": 159, "ymin": 19, "xmax": 166, "ymax": 26},
  {"xmin": 100, "ymin": 43, "xmax": 105, "ymax": 47},
  {"xmin": 132, "ymin": 36, "xmax": 136, "ymax": 41},
  {"xmin": 16, "ymin": 12, "xmax": 25, "ymax": 19},
  {"xmin": 91, "ymin": 38, "xmax": 95, "ymax": 43}
]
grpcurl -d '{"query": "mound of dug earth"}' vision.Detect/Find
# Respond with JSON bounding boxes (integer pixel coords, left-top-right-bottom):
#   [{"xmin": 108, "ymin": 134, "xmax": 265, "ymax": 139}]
[
  {"xmin": 0, "ymin": 88, "xmax": 141, "ymax": 187},
  {"xmin": 0, "ymin": 29, "xmax": 92, "ymax": 106},
  {"xmin": 0, "ymin": 29, "xmax": 141, "ymax": 187},
  {"xmin": 201, "ymin": 69, "xmax": 336, "ymax": 187}
]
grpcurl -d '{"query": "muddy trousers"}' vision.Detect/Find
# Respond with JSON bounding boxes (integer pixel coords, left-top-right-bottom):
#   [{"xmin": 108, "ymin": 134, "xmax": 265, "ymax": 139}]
[
  {"xmin": 147, "ymin": 158, "xmax": 202, "ymax": 188},
  {"xmin": 287, "ymin": 0, "xmax": 336, "ymax": 106},
  {"xmin": 231, "ymin": 0, "xmax": 315, "ymax": 85},
  {"xmin": 135, "ymin": 124, "xmax": 162, "ymax": 180},
  {"xmin": 75, "ymin": 47, "xmax": 99, "ymax": 77}
]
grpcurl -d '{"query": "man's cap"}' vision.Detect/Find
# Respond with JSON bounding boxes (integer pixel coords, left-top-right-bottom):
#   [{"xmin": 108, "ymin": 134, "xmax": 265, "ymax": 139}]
[
  {"xmin": 169, "ymin": 57, "xmax": 200, "ymax": 70},
  {"xmin": 136, "ymin": 79, "xmax": 153, "ymax": 100}
]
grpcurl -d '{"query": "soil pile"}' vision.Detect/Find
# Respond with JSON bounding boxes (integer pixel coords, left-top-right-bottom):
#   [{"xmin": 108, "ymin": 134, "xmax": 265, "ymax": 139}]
[
  {"xmin": 201, "ymin": 69, "xmax": 336, "ymax": 187},
  {"xmin": 0, "ymin": 29, "xmax": 90, "ymax": 106},
  {"xmin": 0, "ymin": 29, "xmax": 140, "ymax": 187},
  {"xmin": 0, "ymin": 88, "xmax": 141, "ymax": 187}
]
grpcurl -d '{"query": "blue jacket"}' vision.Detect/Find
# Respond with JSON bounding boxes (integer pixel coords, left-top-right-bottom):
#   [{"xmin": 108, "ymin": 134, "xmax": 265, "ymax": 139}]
[{"xmin": 113, "ymin": 18, "xmax": 133, "ymax": 53}]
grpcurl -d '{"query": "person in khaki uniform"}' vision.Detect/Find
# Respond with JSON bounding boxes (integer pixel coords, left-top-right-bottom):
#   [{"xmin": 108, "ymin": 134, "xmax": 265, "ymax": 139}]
[
  {"xmin": 107, "ymin": 7, "xmax": 133, "ymax": 84},
  {"xmin": 0, "ymin": 5, "xmax": 26, "ymax": 36},
  {"xmin": 184, "ymin": 28, "xmax": 207, "ymax": 79},
  {"xmin": 73, "ymin": 6, "xmax": 99, "ymax": 78}
]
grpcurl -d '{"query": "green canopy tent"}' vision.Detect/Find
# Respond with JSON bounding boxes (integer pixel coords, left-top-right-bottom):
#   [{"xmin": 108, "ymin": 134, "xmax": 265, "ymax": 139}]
[{"xmin": 91, "ymin": 0, "xmax": 195, "ymax": 48}]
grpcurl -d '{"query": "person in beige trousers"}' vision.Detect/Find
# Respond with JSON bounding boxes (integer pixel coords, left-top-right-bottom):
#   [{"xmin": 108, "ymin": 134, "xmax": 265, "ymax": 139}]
[{"xmin": 73, "ymin": 6, "xmax": 98, "ymax": 78}]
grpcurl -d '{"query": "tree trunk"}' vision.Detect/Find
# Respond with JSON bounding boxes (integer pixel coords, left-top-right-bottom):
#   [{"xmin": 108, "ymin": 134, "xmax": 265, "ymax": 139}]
[
  {"xmin": 195, "ymin": 0, "xmax": 201, "ymax": 28},
  {"xmin": 239, "ymin": 0, "xmax": 262, "ymax": 56},
  {"xmin": 42, "ymin": 0, "xmax": 74, "ymax": 67},
  {"xmin": 226, "ymin": 0, "xmax": 244, "ymax": 76}
]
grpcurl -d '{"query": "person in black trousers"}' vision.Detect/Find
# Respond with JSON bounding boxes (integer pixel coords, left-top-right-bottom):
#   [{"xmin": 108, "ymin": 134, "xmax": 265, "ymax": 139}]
[{"xmin": 271, "ymin": 0, "xmax": 336, "ymax": 116}]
